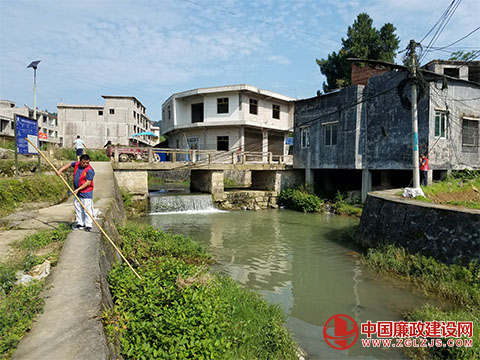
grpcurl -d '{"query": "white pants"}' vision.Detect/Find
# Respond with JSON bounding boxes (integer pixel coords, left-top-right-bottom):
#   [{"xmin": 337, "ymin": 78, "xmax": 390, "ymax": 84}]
[{"xmin": 74, "ymin": 197, "xmax": 94, "ymax": 228}]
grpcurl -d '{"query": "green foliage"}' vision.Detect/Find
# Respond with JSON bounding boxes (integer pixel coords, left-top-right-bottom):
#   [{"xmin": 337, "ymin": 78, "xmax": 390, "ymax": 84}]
[
  {"xmin": 119, "ymin": 223, "xmax": 211, "ymax": 264},
  {"xmin": 0, "ymin": 160, "xmax": 49, "ymax": 177},
  {"xmin": 0, "ymin": 282, "xmax": 45, "ymax": 359},
  {"xmin": 0, "ymin": 139, "xmax": 15, "ymax": 151},
  {"xmin": 446, "ymin": 200, "xmax": 480, "ymax": 209},
  {"xmin": 105, "ymin": 224, "xmax": 297, "ymax": 359},
  {"xmin": 278, "ymin": 187, "xmax": 322, "ymax": 213},
  {"xmin": 363, "ymin": 245, "xmax": 480, "ymax": 307},
  {"xmin": 54, "ymin": 148, "xmax": 109, "ymax": 161},
  {"xmin": 0, "ymin": 174, "xmax": 67, "ymax": 216},
  {"xmin": 449, "ymin": 50, "xmax": 477, "ymax": 61},
  {"xmin": 0, "ymin": 264, "xmax": 17, "ymax": 296},
  {"xmin": 450, "ymin": 169, "xmax": 480, "ymax": 180},
  {"xmin": 422, "ymin": 175, "xmax": 480, "ymax": 201},
  {"xmin": 316, "ymin": 13, "xmax": 400, "ymax": 92},
  {"xmin": 406, "ymin": 305, "xmax": 480, "ymax": 360},
  {"xmin": 223, "ymin": 177, "xmax": 241, "ymax": 188},
  {"xmin": 15, "ymin": 224, "xmax": 70, "ymax": 251},
  {"xmin": 147, "ymin": 174, "xmax": 164, "ymax": 186}
]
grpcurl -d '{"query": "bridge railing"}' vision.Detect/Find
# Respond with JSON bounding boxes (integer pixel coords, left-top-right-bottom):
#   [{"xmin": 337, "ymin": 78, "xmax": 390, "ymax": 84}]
[
  {"xmin": 122, "ymin": 147, "xmax": 288, "ymax": 165},
  {"xmin": 113, "ymin": 146, "xmax": 291, "ymax": 165}
]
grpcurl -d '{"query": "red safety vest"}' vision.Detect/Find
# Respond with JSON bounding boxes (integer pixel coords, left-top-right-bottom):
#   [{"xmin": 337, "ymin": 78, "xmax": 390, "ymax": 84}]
[
  {"xmin": 74, "ymin": 162, "xmax": 94, "ymax": 193},
  {"xmin": 420, "ymin": 157, "xmax": 429, "ymax": 171}
]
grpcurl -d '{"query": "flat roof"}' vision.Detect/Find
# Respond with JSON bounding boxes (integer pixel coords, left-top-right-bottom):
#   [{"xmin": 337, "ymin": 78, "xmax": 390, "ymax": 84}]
[
  {"xmin": 101, "ymin": 95, "xmax": 146, "ymax": 107},
  {"xmin": 163, "ymin": 84, "xmax": 296, "ymax": 105}
]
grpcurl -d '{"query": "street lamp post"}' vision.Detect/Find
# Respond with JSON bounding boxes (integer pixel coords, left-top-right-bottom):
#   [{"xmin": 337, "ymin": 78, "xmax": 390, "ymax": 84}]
[{"xmin": 27, "ymin": 60, "xmax": 41, "ymax": 173}]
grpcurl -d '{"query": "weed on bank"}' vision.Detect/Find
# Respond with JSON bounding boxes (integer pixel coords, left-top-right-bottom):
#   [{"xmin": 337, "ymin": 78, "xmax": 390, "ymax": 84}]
[
  {"xmin": 0, "ymin": 174, "xmax": 67, "ymax": 216},
  {"xmin": 362, "ymin": 245, "xmax": 480, "ymax": 359},
  {"xmin": 0, "ymin": 225, "xmax": 70, "ymax": 359},
  {"xmin": 104, "ymin": 224, "xmax": 297, "ymax": 359}
]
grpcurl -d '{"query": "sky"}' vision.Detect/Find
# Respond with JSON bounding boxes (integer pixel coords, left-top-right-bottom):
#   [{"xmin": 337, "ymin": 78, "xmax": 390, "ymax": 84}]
[{"xmin": 0, "ymin": 0, "xmax": 479, "ymax": 122}]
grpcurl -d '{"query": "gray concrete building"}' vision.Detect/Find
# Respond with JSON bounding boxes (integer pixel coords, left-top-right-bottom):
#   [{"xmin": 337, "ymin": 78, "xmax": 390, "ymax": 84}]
[
  {"xmin": 57, "ymin": 95, "xmax": 154, "ymax": 149},
  {"xmin": 0, "ymin": 100, "xmax": 61, "ymax": 145},
  {"xmin": 294, "ymin": 60, "xmax": 480, "ymax": 201}
]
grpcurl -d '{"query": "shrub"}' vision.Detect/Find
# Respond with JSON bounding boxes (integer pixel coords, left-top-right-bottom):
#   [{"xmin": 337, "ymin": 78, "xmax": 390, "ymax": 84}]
[
  {"xmin": 278, "ymin": 187, "xmax": 322, "ymax": 213},
  {"xmin": 54, "ymin": 148, "xmax": 109, "ymax": 161}
]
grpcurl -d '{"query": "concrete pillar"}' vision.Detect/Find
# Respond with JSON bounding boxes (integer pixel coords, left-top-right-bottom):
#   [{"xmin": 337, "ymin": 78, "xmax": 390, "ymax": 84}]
[
  {"xmin": 191, "ymin": 170, "xmax": 224, "ymax": 198},
  {"xmin": 361, "ymin": 169, "xmax": 372, "ymax": 203},
  {"xmin": 251, "ymin": 171, "xmax": 280, "ymax": 193},
  {"xmin": 305, "ymin": 169, "xmax": 314, "ymax": 185},
  {"xmin": 114, "ymin": 170, "xmax": 148, "ymax": 196},
  {"xmin": 262, "ymin": 129, "xmax": 268, "ymax": 162},
  {"xmin": 239, "ymin": 127, "xmax": 245, "ymax": 151},
  {"xmin": 427, "ymin": 169, "xmax": 433, "ymax": 185}
]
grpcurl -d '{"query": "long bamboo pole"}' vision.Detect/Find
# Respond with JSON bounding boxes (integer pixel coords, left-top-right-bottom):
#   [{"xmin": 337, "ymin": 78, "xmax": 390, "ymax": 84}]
[{"xmin": 26, "ymin": 138, "xmax": 142, "ymax": 280}]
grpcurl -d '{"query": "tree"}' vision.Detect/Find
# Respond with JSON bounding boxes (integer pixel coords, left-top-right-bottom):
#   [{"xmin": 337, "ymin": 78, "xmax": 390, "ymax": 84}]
[
  {"xmin": 316, "ymin": 13, "xmax": 400, "ymax": 92},
  {"xmin": 449, "ymin": 50, "xmax": 477, "ymax": 61}
]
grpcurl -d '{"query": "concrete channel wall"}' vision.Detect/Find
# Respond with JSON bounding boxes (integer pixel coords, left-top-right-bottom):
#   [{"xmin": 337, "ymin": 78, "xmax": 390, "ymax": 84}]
[
  {"xmin": 13, "ymin": 162, "xmax": 126, "ymax": 360},
  {"xmin": 356, "ymin": 191, "xmax": 480, "ymax": 266}
]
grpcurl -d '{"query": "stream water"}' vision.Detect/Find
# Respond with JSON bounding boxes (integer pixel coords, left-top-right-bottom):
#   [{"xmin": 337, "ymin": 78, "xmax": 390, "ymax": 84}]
[{"xmin": 140, "ymin": 194, "xmax": 440, "ymax": 359}]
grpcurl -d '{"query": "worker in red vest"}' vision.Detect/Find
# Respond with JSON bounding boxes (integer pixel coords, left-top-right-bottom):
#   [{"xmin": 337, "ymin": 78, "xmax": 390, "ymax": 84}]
[
  {"xmin": 57, "ymin": 154, "xmax": 95, "ymax": 232},
  {"xmin": 420, "ymin": 153, "xmax": 429, "ymax": 187}
]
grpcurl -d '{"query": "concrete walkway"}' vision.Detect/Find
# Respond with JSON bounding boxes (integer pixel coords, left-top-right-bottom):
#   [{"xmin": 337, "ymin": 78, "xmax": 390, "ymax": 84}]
[{"xmin": 13, "ymin": 162, "xmax": 117, "ymax": 360}]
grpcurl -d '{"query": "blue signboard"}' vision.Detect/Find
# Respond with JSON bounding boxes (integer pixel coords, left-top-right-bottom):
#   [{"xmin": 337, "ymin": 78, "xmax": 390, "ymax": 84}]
[
  {"xmin": 15, "ymin": 115, "xmax": 38, "ymax": 154},
  {"xmin": 285, "ymin": 137, "xmax": 294, "ymax": 145}
]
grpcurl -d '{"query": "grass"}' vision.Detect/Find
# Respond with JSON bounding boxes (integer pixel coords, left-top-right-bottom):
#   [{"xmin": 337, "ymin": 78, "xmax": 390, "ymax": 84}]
[
  {"xmin": 147, "ymin": 174, "xmax": 164, "ymax": 186},
  {"xmin": 446, "ymin": 200, "xmax": 480, "ymax": 209},
  {"xmin": 0, "ymin": 225, "xmax": 70, "ymax": 359},
  {"xmin": 53, "ymin": 148, "xmax": 110, "ymax": 161},
  {"xmin": 224, "ymin": 177, "xmax": 242, "ymax": 189},
  {"xmin": 362, "ymin": 245, "xmax": 480, "ymax": 359},
  {"xmin": 104, "ymin": 223, "xmax": 297, "ymax": 359},
  {"xmin": 0, "ymin": 160, "xmax": 50, "ymax": 177},
  {"xmin": 0, "ymin": 174, "xmax": 67, "ymax": 216}
]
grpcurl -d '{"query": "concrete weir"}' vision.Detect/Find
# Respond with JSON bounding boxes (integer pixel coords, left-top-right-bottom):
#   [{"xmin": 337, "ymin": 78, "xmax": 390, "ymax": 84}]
[{"xmin": 13, "ymin": 162, "xmax": 125, "ymax": 360}]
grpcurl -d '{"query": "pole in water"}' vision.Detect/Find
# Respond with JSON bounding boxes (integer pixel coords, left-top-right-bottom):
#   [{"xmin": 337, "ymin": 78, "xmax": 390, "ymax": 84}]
[{"xmin": 25, "ymin": 138, "xmax": 142, "ymax": 280}]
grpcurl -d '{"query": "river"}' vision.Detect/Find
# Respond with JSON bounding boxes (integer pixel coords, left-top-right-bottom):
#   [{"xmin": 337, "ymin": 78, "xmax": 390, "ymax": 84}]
[{"xmin": 140, "ymin": 200, "xmax": 438, "ymax": 359}]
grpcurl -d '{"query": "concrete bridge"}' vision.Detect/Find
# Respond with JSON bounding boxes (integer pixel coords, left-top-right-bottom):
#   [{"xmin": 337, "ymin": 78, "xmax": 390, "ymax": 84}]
[{"xmin": 112, "ymin": 148, "xmax": 301, "ymax": 199}]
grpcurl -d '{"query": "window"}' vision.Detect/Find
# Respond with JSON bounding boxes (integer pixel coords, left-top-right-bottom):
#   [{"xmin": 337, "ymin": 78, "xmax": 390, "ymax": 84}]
[
  {"xmin": 249, "ymin": 99, "xmax": 258, "ymax": 115},
  {"xmin": 191, "ymin": 103, "xmax": 204, "ymax": 123},
  {"xmin": 325, "ymin": 123, "xmax": 338, "ymax": 146},
  {"xmin": 217, "ymin": 136, "xmax": 229, "ymax": 151},
  {"xmin": 217, "ymin": 98, "xmax": 229, "ymax": 114},
  {"xmin": 301, "ymin": 127, "xmax": 310, "ymax": 148},
  {"xmin": 434, "ymin": 111, "xmax": 447, "ymax": 138},
  {"xmin": 462, "ymin": 118, "xmax": 479, "ymax": 152},
  {"xmin": 98, "ymin": 110, "xmax": 103, "ymax": 116},
  {"xmin": 109, "ymin": 109, "xmax": 115, "ymax": 115},
  {"xmin": 168, "ymin": 106, "xmax": 171, "ymax": 119},
  {"xmin": 272, "ymin": 104, "xmax": 280, "ymax": 119},
  {"xmin": 444, "ymin": 67, "xmax": 459, "ymax": 78}
]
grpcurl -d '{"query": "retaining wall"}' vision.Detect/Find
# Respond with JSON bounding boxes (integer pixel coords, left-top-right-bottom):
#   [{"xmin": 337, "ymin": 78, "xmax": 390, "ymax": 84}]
[{"xmin": 356, "ymin": 191, "xmax": 480, "ymax": 266}]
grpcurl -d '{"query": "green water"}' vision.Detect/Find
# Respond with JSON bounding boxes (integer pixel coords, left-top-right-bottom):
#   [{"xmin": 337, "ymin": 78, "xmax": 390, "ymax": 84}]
[{"xmin": 141, "ymin": 209, "xmax": 438, "ymax": 359}]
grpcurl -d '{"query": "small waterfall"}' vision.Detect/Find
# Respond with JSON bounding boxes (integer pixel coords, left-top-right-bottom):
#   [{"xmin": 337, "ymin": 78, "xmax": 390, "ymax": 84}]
[{"xmin": 149, "ymin": 194, "xmax": 223, "ymax": 214}]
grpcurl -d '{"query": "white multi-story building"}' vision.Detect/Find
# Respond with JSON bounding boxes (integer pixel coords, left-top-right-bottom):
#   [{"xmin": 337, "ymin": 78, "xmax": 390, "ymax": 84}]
[
  {"xmin": 161, "ymin": 85, "xmax": 295, "ymax": 156},
  {"xmin": 0, "ymin": 100, "xmax": 61, "ymax": 145},
  {"xmin": 57, "ymin": 95, "xmax": 154, "ymax": 149}
]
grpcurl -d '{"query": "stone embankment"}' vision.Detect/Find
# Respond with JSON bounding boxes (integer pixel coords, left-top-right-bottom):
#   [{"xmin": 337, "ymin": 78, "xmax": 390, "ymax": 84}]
[
  {"xmin": 12, "ymin": 162, "xmax": 125, "ymax": 360},
  {"xmin": 356, "ymin": 190, "xmax": 480, "ymax": 266},
  {"xmin": 216, "ymin": 190, "xmax": 278, "ymax": 210}
]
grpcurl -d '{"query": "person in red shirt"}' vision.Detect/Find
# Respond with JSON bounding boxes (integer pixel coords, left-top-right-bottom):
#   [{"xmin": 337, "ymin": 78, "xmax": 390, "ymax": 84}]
[
  {"xmin": 57, "ymin": 154, "xmax": 95, "ymax": 232},
  {"xmin": 420, "ymin": 154, "xmax": 429, "ymax": 186}
]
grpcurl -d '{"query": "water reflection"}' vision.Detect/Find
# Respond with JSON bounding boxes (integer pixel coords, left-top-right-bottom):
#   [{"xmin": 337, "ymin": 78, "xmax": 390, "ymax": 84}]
[{"xmin": 143, "ymin": 209, "xmax": 439, "ymax": 359}]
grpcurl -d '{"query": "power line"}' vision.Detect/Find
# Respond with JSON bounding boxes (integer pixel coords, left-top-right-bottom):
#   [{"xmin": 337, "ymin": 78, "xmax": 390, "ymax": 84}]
[{"xmin": 429, "ymin": 26, "xmax": 480, "ymax": 51}]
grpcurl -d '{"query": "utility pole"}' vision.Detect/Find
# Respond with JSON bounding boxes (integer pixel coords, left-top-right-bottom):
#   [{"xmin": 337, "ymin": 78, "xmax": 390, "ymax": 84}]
[
  {"xmin": 409, "ymin": 40, "xmax": 420, "ymax": 188},
  {"xmin": 27, "ymin": 60, "xmax": 41, "ymax": 174}
]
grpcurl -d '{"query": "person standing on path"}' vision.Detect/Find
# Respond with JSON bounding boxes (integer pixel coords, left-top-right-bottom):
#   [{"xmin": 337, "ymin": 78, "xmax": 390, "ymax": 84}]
[
  {"xmin": 57, "ymin": 154, "xmax": 95, "ymax": 232},
  {"xmin": 73, "ymin": 135, "xmax": 87, "ymax": 161},
  {"xmin": 420, "ymin": 153, "xmax": 429, "ymax": 187}
]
